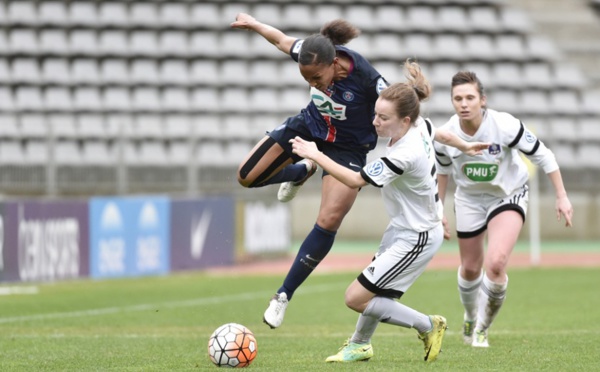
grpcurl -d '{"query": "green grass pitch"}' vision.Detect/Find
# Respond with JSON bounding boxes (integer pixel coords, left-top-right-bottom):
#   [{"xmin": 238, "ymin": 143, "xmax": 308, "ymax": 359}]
[{"xmin": 1, "ymin": 267, "xmax": 599, "ymax": 371}]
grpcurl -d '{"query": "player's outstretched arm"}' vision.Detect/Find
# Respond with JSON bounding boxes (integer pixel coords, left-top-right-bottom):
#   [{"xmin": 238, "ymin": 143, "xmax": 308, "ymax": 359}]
[
  {"xmin": 290, "ymin": 137, "xmax": 367, "ymax": 189},
  {"xmin": 547, "ymin": 170, "xmax": 574, "ymax": 227},
  {"xmin": 231, "ymin": 13, "xmax": 297, "ymax": 55},
  {"xmin": 434, "ymin": 128, "xmax": 490, "ymax": 156}
]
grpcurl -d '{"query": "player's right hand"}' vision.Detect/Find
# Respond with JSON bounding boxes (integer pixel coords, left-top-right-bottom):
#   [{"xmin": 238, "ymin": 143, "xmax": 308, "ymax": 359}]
[{"xmin": 231, "ymin": 13, "xmax": 256, "ymax": 30}]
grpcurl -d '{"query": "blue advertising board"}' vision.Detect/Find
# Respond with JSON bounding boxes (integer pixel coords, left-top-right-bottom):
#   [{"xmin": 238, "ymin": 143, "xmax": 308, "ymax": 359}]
[{"xmin": 89, "ymin": 196, "xmax": 170, "ymax": 278}]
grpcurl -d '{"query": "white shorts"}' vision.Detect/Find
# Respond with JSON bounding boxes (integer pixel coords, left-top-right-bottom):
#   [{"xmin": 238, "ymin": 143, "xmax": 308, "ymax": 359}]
[
  {"xmin": 454, "ymin": 184, "xmax": 529, "ymax": 239},
  {"xmin": 357, "ymin": 223, "xmax": 443, "ymax": 299}
]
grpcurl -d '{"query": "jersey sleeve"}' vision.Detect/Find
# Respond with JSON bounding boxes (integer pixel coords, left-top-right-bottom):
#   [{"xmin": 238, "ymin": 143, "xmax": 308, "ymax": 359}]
[
  {"xmin": 360, "ymin": 153, "xmax": 409, "ymax": 187},
  {"xmin": 289, "ymin": 39, "xmax": 303, "ymax": 62},
  {"xmin": 503, "ymin": 115, "xmax": 559, "ymax": 174}
]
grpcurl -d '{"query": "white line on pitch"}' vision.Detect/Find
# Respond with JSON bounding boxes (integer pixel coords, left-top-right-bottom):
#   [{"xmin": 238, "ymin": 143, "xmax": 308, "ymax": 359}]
[{"xmin": 0, "ymin": 281, "xmax": 347, "ymax": 324}]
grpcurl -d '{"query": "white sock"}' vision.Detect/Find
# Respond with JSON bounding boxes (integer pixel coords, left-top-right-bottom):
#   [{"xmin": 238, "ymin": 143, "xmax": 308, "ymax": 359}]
[
  {"xmin": 363, "ymin": 296, "xmax": 431, "ymax": 334},
  {"xmin": 476, "ymin": 274, "xmax": 508, "ymax": 331},
  {"xmin": 458, "ymin": 267, "xmax": 483, "ymax": 321},
  {"xmin": 350, "ymin": 314, "xmax": 379, "ymax": 344}
]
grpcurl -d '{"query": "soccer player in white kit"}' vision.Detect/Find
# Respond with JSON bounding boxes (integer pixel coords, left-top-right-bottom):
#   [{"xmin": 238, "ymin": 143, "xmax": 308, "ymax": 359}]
[
  {"xmin": 434, "ymin": 71, "xmax": 574, "ymax": 348},
  {"xmin": 291, "ymin": 61, "xmax": 489, "ymax": 363}
]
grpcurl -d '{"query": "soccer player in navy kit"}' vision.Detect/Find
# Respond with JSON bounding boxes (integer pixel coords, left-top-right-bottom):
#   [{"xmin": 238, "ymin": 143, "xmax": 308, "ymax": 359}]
[{"xmin": 231, "ymin": 13, "xmax": 389, "ymax": 329}]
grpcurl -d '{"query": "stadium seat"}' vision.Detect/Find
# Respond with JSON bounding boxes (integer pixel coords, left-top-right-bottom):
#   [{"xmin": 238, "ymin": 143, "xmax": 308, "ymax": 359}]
[
  {"xmin": 500, "ymin": 8, "xmax": 533, "ymax": 34},
  {"xmin": 25, "ymin": 140, "xmax": 49, "ymax": 165},
  {"xmin": 248, "ymin": 60, "xmax": 280, "ymax": 87},
  {"xmin": 75, "ymin": 87, "xmax": 103, "ymax": 111},
  {"xmin": 223, "ymin": 114, "xmax": 252, "ymax": 140},
  {"xmin": 195, "ymin": 115, "xmax": 221, "ymax": 139},
  {"xmin": 225, "ymin": 141, "xmax": 253, "ymax": 166},
  {"xmin": 0, "ymin": 59, "xmax": 9, "ymax": 83},
  {"xmin": 221, "ymin": 88, "xmax": 250, "ymax": 113},
  {"xmin": 98, "ymin": 30, "xmax": 128, "ymax": 56},
  {"xmin": 69, "ymin": 2, "xmax": 98, "ymax": 26},
  {"xmin": 221, "ymin": 3, "xmax": 251, "ymax": 25},
  {"xmin": 190, "ymin": 60, "xmax": 220, "ymax": 86},
  {"xmin": 130, "ymin": 2, "xmax": 158, "ymax": 27},
  {"xmin": 42, "ymin": 58, "xmax": 70, "ymax": 85},
  {"xmin": 577, "ymin": 144, "xmax": 600, "ymax": 169},
  {"xmin": 578, "ymin": 118, "xmax": 600, "ymax": 141},
  {"xmin": 491, "ymin": 62, "xmax": 522, "ymax": 89},
  {"xmin": 433, "ymin": 34, "xmax": 465, "ymax": 61},
  {"xmin": 123, "ymin": 141, "xmax": 141, "ymax": 165},
  {"xmin": 169, "ymin": 141, "xmax": 190, "ymax": 165},
  {"xmin": 159, "ymin": 31, "xmax": 188, "ymax": 57},
  {"xmin": 248, "ymin": 33, "xmax": 281, "ymax": 59},
  {"xmin": 252, "ymin": 4, "xmax": 283, "ymax": 29},
  {"xmin": 189, "ymin": 32, "xmax": 219, "ymax": 58},
  {"xmin": 403, "ymin": 34, "xmax": 436, "ymax": 61},
  {"xmin": 40, "ymin": 29, "xmax": 68, "ymax": 55},
  {"xmin": 39, "ymin": 1, "xmax": 68, "ymax": 26},
  {"xmin": 160, "ymin": 3, "xmax": 189, "ymax": 28},
  {"xmin": 191, "ymin": 3, "xmax": 221, "ymax": 29},
  {"xmin": 281, "ymin": 88, "xmax": 309, "ymax": 112},
  {"xmin": 220, "ymin": 60, "xmax": 249, "ymax": 86},
  {"xmin": 547, "ymin": 118, "xmax": 577, "ymax": 143},
  {"xmin": 15, "ymin": 86, "xmax": 44, "ymax": 111},
  {"xmin": 82, "ymin": 140, "xmax": 115, "ymax": 165},
  {"xmin": 465, "ymin": 34, "xmax": 498, "ymax": 62},
  {"xmin": 54, "ymin": 140, "xmax": 83, "ymax": 165},
  {"xmin": 370, "ymin": 34, "xmax": 402, "ymax": 59},
  {"xmin": 0, "ymin": 87, "xmax": 15, "ymax": 111},
  {"xmin": 438, "ymin": 7, "xmax": 470, "ymax": 33},
  {"xmin": 98, "ymin": 2, "xmax": 128, "ymax": 26},
  {"xmin": 374, "ymin": 5, "xmax": 407, "ymax": 32},
  {"xmin": 105, "ymin": 113, "xmax": 132, "ymax": 138},
  {"xmin": 372, "ymin": 62, "xmax": 402, "ymax": 85},
  {"xmin": 0, "ymin": 114, "xmax": 20, "ymax": 138},
  {"xmin": 163, "ymin": 88, "xmax": 191, "ymax": 112},
  {"xmin": 488, "ymin": 89, "xmax": 519, "ymax": 113},
  {"xmin": 197, "ymin": 141, "xmax": 227, "ymax": 166},
  {"xmin": 132, "ymin": 87, "xmax": 161, "ymax": 112},
  {"xmin": 9, "ymin": 29, "xmax": 38, "ymax": 54},
  {"xmin": 581, "ymin": 89, "xmax": 600, "ymax": 115},
  {"xmin": 164, "ymin": 115, "xmax": 191, "ymax": 139},
  {"xmin": 468, "ymin": 7, "xmax": 501, "ymax": 33},
  {"xmin": 495, "ymin": 35, "xmax": 527, "ymax": 62},
  {"xmin": 549, "ymin": 90, "xmax": 580, "ymax": 115},
  {"xmin": 133, "ymin": 114, "xmax": 163, "ymax": 138},
  {"xmin": 7, "ymin": 1, "xmax": 37, "ymax": 26},
  {"xmin": 520, "ymin": 90, "xmax": 550, "ymax": 115},
  {"xmin": 130, "ymin": 59, "xmax": 159, "ymax": 84},
  {"xmin": 192, "ymin": 88, "xmax": 220, "ymax": 112},
  {"xmin": 313, "ymin": 5, "xmax": 343, "ymax": 27},
  {"xmin": 103, "ymin": 87, "xmax": 130, "ymax": 112},
  {"xmin": 281, "ymin": 4, "xmax": 314, "ymax": 30},
  {"xmin": 526, "ymin": 35, "xmax": 560, "ymax": 61},
  {"xmin": 77, "ymin": 114, "xmax": 106, "ymax": 138},
  {"xmin": 430, "ymin": 62, "xmax": 460, "ymax": 88},
  {"xmin": 72, "ymin": 58, "xmax": 100, "ymax": 84},
  {"xmin": 160, "ymin": 59, "xmax": 189, "ymax": 86},
  {"xmin": 45, "ymin": 87, "xmax": 72, "ymax": 111},
  {"xmin": 100, "ymin": 59, "xmax": 128, "ymax": 85},
  {"xmin": 220, "ymin": 32, "xmax": 250, "ymax": 58},
  {"xmin": 549, "ymin": 144, "xmax": 579, "ymax": 169},
  {"xmin": 523, "ymin": 63, "xmax": 553, "ymax": 89},
  {"xmin": 50, "ymin": 113, "xmax": 78, "ymax": 139},
  {"xmin": 71, "ymin": 29, "xmax": 99, "ymax": 56},
  {"xmin": 406, "ymin": 6, "xmax": 438, "ymax": 33},
  {"xmin": 344, "ymin": 5, "xmax": 377, "ymax": 32},
  {"xmin": 553, "ymin": 64, "xmax": 586, "ymax": 89},
  {"xmin": 19, "ymin": 114, "xmax": 48, "ymax": 139},
  {"xmin": 130, "ymin": 31, "xmax": 159, "ymax": 57},
  {"xmin": 0, "ymin": 140, "xmax": 25, "ymax": 165},
  {"xmin": 461, "ymin": 62, "xmax": 494, "ymax": 88},
  {"xmin": 279, "ymin": 62, "xmax": 306, "ymax": 87},
  {"xmin": 12, "ymin": 58, "xmax": 40, "ymax": 83},
  {"xmin": 427, "ymin": 88, "xmax": 453, "ymax": 115}
]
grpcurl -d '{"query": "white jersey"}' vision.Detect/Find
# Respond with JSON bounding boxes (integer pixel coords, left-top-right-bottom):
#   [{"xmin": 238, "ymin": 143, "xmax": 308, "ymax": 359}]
[
  {"xmin": 434, "ymin": 109, "xmax": 559, "ymax": 198},
  {"xmin": 361, "ymin": 117, "xmax": 443, "ymax": 232}
]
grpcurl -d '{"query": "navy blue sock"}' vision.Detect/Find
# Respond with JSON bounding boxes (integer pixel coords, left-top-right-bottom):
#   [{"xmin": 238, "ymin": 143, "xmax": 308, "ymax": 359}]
[
  {"xmin": 257, "ymin": 163, "xmax": 308, "ymax": 186},
  {"xmin": 278, "ymin": 224, "xmax": 336, "ymax": 300}
]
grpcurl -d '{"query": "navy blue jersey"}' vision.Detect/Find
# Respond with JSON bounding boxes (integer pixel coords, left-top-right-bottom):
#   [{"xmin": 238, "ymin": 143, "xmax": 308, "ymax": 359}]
[{"xmin": 290, "ymin": 39, "xmax": 388, "ymax": 151}]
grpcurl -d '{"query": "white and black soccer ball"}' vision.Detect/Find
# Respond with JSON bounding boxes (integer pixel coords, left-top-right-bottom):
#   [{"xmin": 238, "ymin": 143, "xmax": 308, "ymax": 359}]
[{"xmin": 208, "ymin": 323, "xmax": 257, "ymax": 368}]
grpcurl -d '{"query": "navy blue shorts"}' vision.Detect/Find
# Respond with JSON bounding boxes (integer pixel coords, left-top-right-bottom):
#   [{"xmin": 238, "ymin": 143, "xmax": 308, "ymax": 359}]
[{"xmin": 268, "ymin": 113, "xmax": 369, "ymax": 175}]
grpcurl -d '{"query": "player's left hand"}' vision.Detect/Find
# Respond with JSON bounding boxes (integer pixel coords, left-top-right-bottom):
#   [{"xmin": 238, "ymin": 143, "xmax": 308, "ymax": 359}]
[
  {"xmin": 290, "ymin": 137, "xmax": 319, "ymax": 160},
  {"xmin": 556, "ymin": 195, "xmax": 573, "ymax": 227},
  {"xmin": 464, "ymin": 142, "xmax": 491, "ymax": 156}
]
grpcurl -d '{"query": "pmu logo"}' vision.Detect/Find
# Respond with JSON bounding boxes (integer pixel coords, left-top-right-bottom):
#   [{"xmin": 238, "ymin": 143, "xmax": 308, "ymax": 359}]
[{"xmin": 462, "ymin": 163, "xmax": 499, "ymax": 182}]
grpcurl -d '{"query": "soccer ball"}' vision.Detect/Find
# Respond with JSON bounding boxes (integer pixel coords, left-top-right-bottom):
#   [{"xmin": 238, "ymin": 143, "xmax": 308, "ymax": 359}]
[{"xmin": 208, "ymin": 323, "xmax": 257, "ymax": 368}]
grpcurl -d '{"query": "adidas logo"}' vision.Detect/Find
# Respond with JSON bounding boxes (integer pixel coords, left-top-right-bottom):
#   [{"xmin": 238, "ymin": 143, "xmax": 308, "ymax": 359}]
[{"xmin": 367, "ymin": 266, "xmax": 375, "ymax": 275}]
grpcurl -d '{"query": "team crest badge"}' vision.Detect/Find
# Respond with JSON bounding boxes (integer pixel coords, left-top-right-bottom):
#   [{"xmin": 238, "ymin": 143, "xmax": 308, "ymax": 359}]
[
  {"xmin": 488, "ymin": 144, "xmax": 501, "ymax": 155},
  {"xmin": 366, "ymin": 160, "xmax": 384, "ymax": 176},
  {"xmin": 343, "ymin": 91, "xmax": 354, "ymax": 101}
]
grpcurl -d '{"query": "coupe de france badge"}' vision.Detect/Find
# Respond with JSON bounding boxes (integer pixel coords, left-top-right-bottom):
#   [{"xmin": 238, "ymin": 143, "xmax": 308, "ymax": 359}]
[{"xmin": 488, "ymin": 144, "xmax": 501, "ymax": 155}]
